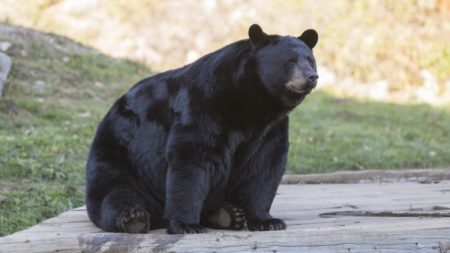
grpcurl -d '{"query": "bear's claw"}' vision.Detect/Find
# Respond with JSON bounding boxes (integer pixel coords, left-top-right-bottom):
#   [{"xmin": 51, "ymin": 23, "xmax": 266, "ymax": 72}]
[
  {"xmin": 167, "ymin": 220, "xmax": 206, "ymax": 234},
  {"xmin": 247, "ymin": 218, "xmax": 286, "ymax": 231}
]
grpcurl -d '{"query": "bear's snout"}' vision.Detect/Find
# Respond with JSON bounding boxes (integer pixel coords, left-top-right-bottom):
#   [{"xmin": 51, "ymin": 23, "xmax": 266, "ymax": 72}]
[{"xmin": 286, "ymin": 68, "xmax": 317, "ymax": 94}]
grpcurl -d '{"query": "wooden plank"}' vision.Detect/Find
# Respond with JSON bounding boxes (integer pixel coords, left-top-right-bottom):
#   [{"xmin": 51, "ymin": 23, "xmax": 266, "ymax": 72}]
[
  {"xmin": 282, "ymin": 168, "xmax": 450, "ymax": 184},
  {"xmin": 2, "ymin": 182, "xmax": 450, "ymax": 253},
  {"xmin": 77, "ymin": 229, "xmax": 450, "ymax": 253}
]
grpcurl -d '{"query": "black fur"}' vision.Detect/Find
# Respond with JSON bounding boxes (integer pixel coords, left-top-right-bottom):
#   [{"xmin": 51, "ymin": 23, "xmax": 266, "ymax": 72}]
[{"xmin": 86, "ymin": 24, "xmax": 318, "ymax": 234}]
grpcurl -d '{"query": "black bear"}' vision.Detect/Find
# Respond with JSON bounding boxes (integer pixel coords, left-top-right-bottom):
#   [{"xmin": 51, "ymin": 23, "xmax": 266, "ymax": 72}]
[{"xmin": 86, "ymin": 24, "xmax": 318, "ymax": 234}]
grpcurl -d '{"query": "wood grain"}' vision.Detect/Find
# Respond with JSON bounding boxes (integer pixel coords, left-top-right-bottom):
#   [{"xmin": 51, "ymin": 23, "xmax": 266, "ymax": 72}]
[{"xmin": 2, "ymin": 182, "xmax": 450, "ymax": 252}]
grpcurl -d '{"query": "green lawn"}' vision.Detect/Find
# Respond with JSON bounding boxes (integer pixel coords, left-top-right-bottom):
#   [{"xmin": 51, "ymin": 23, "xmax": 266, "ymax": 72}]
[
  {"xmin": 1, "ymin": 25, "xmax": 450, "ymax": 236},
  {"xmin": 0, "ymin": 26, "xmax": 149, "ymax": 236},
  {"xmin": 288, "ymin": 93, "xmax": 450, "ymax": 174}
]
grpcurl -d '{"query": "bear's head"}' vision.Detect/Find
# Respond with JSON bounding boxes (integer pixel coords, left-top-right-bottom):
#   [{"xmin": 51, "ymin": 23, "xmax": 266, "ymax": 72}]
[{"xmin": 248, "ymin": 24, "xmax": 319, "ymax": 107}]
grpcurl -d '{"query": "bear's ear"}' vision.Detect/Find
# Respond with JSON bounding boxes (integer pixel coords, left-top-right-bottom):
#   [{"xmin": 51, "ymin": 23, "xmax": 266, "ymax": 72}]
[
  {"xmin": 249, "ymin": 24, "xmax": 269, "ymax": 48},
  {"xmin": 298, "ymin": 29, "xmax": 318, "ymax": 49}
]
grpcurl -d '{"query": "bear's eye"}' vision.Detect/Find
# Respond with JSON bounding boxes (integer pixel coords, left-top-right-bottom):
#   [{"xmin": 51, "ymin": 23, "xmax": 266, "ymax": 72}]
[
  {"xmin": 288, "ymin": 57, "xmax": 298, "ymax": 64},
  {"xmin": 307, "ymin": 56, "xmax": 315, "ymax": 65}
]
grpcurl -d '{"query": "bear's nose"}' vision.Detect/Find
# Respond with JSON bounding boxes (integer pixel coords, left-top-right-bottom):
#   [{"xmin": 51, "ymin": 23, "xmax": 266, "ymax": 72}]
[
  {"xmin": 306, "ymin": 74, "xmax": 318, "ymax": 88},
  {"xmin": 307, "ymin": 74, "xmax": 318, "ymax": 83}
]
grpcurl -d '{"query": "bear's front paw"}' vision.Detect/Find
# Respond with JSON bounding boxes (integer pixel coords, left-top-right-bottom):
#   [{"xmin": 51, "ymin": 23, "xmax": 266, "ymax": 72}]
[
  {"xmin": 247, "ymin": 218, "xmax": 286, "ymax": 231},
  {"xmin": 167, "ymin": 220, "xmax": 206, "ymax": 234}
]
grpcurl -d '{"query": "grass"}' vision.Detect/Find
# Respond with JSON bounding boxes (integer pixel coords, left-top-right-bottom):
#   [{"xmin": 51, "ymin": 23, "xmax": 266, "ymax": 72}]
[
  {"xmin": 1, "ymin": 0, "xmax": 449, "ymax": 94},
  {"xmin": 0, "ymin": 25, "xmax": 149, "ymax": 236},
  {"xmin": 288, "ymin": 92, "xmax": 450, "ymax": 174},
  {"xmin": 0, "ymin": 23, "xmax": 450, "ymax": 236}
]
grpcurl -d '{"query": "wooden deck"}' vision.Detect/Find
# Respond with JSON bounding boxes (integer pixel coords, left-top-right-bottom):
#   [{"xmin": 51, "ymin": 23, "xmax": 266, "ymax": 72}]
[{"xmin": 2, "ymin": 182, "xmax": 450, "ymax": 252}]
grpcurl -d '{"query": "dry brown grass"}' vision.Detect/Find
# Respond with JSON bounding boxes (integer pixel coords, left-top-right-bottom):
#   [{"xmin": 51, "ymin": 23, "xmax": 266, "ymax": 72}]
[{"xmin": 1, "ymin": 0, "xmax": 449, "ymax": 103}]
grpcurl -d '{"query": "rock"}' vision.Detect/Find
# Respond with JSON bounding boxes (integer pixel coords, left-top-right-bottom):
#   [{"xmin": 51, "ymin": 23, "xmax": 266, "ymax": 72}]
[
  {"xmin": 33, "ymin": 80, "xmax": 46, "ymax": 94},
  {"xmin": 0, "ymin": 41, "xmax": 12, "ymax": 52},
  {"xmin": 0, "ymin": 52, "xmax": 12, "ymax": 98}
]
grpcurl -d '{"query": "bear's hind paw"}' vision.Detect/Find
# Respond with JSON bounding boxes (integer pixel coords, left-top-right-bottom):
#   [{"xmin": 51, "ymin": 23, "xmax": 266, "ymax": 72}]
[
  {"xmin": 206, "ymin": 202, "xmax": 247, "ymax": 230},
  {"xmin": 118, "ymin": 205, "xmax": 150, "ymax": 233}
]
